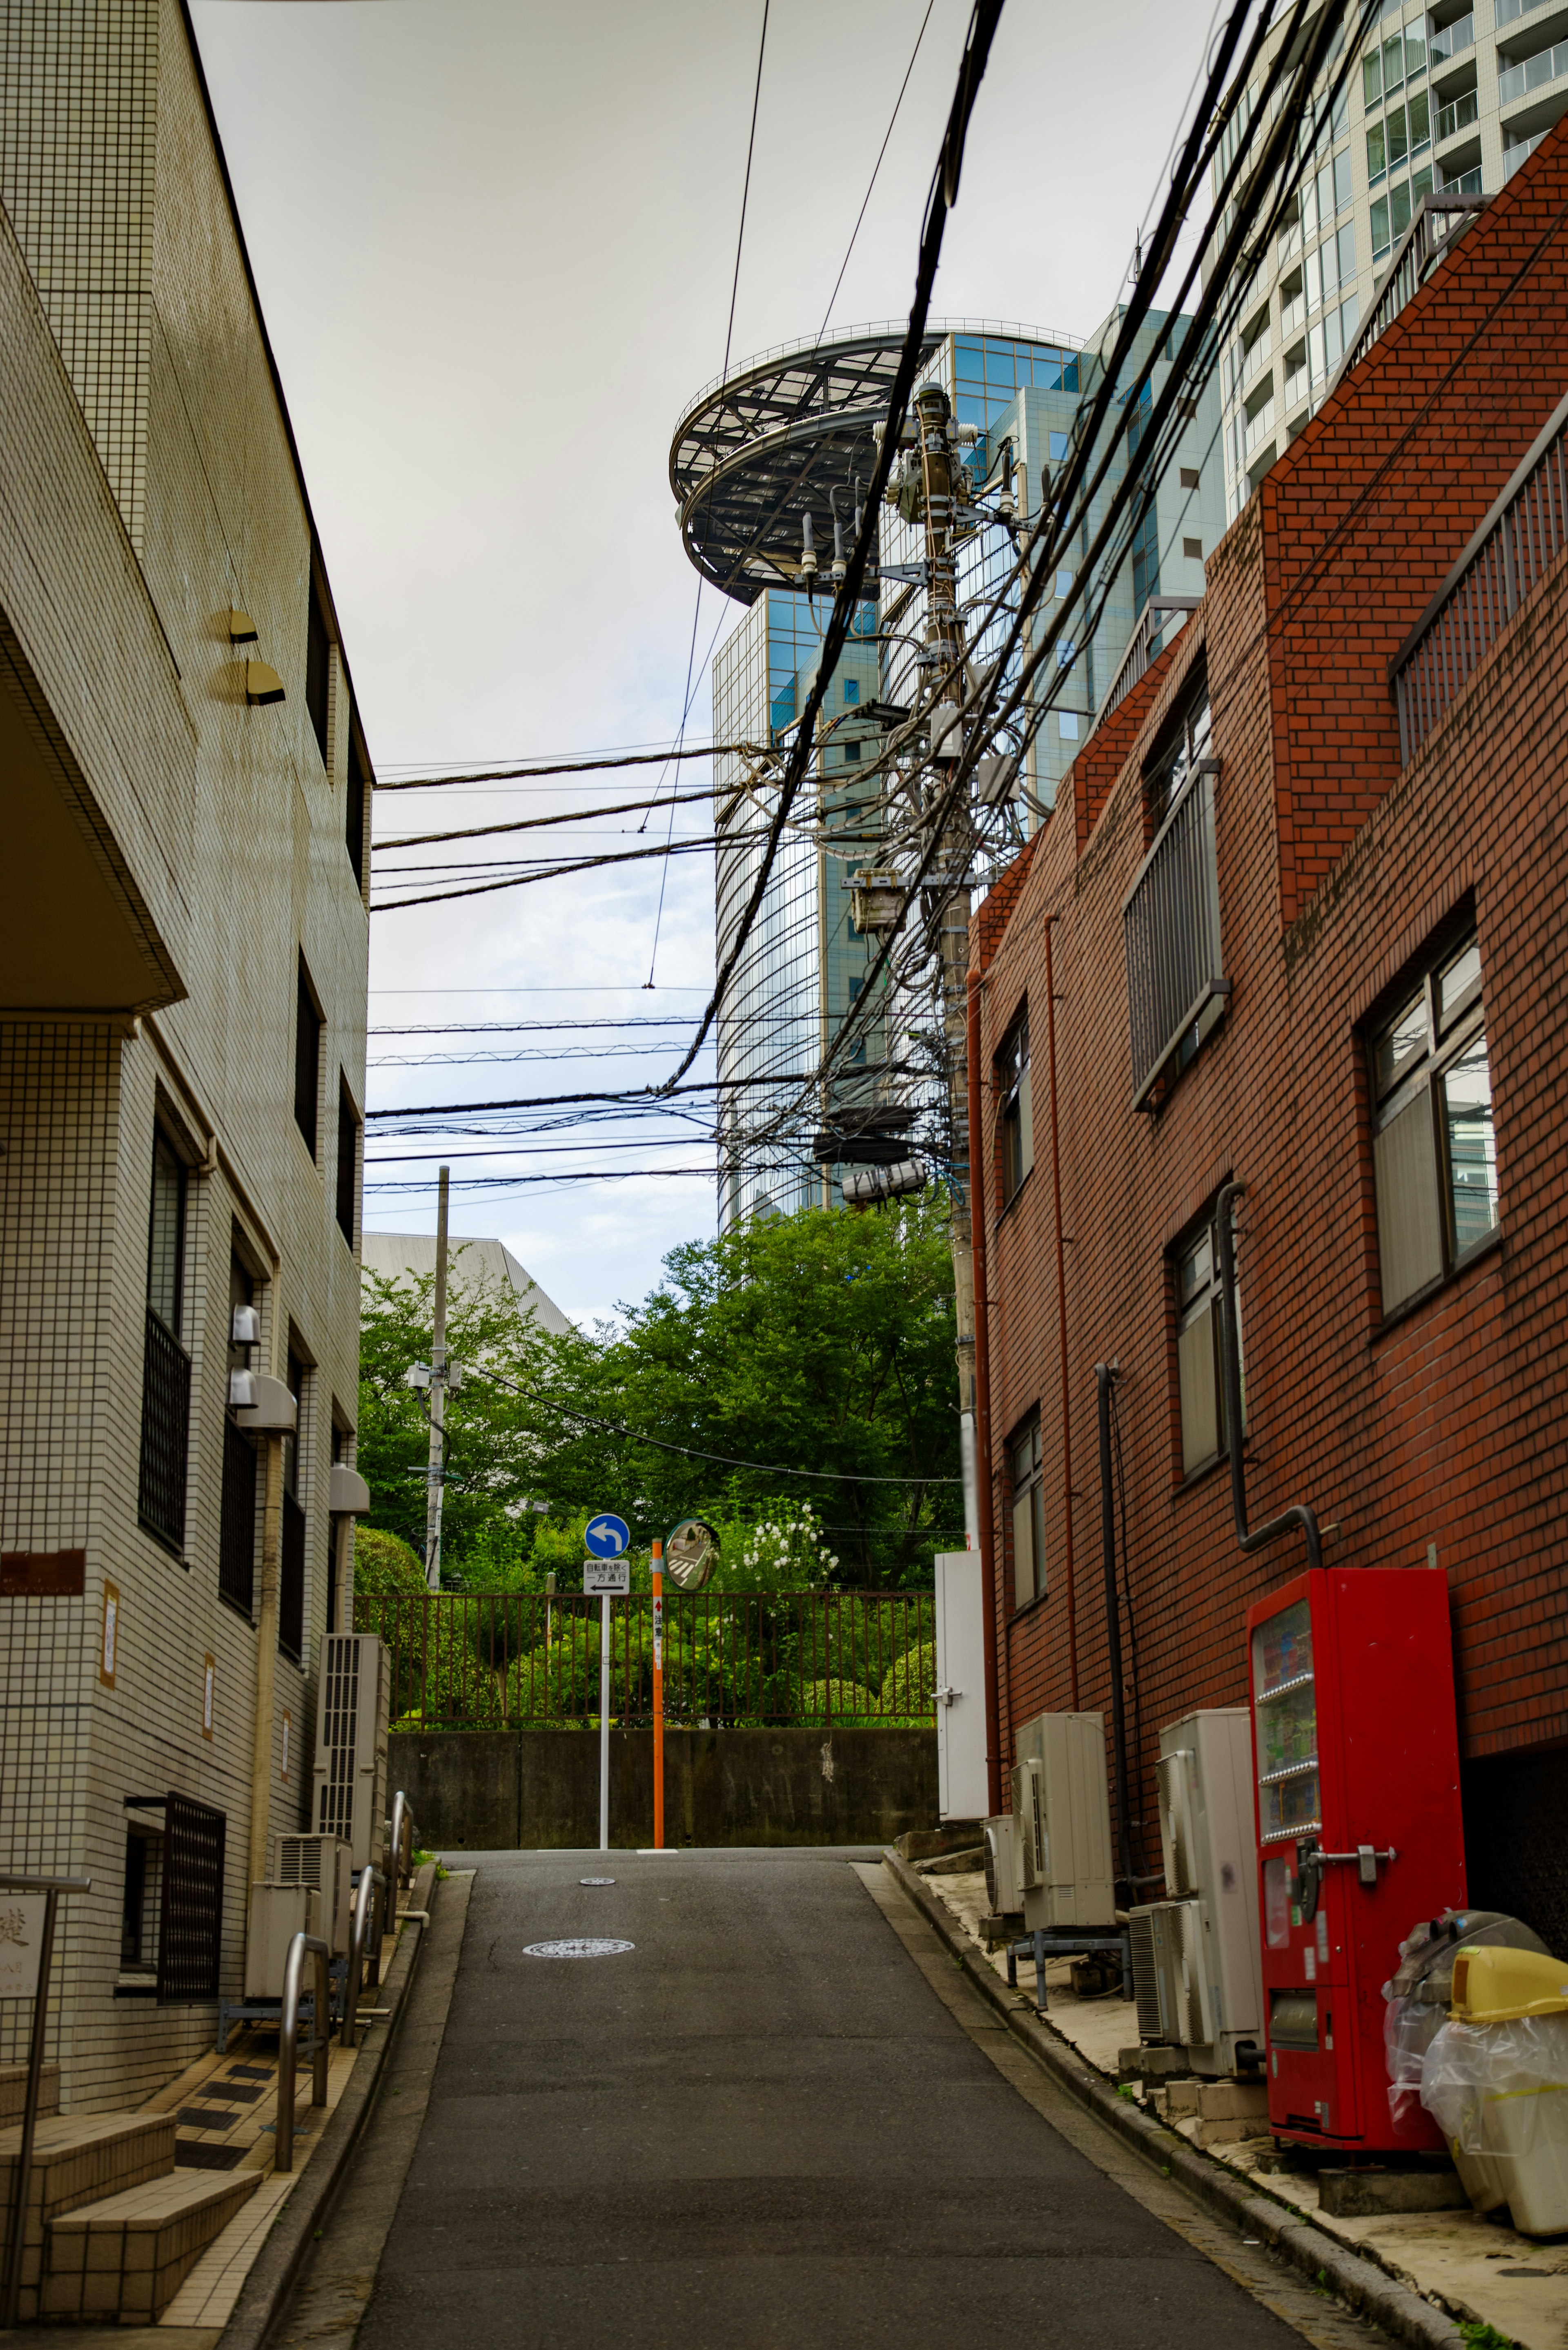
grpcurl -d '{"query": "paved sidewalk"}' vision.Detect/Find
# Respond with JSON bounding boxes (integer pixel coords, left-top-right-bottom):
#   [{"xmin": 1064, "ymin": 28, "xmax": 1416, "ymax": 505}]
[{"xmin": 353, "ymin": 1848, "xmax": 1344, "ymax": 2350}]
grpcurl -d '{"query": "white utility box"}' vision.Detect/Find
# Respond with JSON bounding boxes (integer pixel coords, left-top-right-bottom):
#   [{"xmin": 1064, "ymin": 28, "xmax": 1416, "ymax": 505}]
[
  {"xmin": 312, "ymin": 1634, "xmax": 390, "ymax": 1871},
  {"xmin": 274, "ymin": 1833, "xmax": 354, "ymax": 1956},
  {"xmin": 933, "ymin": 1550, "xmax": 989, "ymax": 1821},
  {"xmin": 1012, "ymin": 1710, "xmax": 1116, "ymax": 1930},
  {"xmin": 245, "ymin": 1883, "xmax": 322, "ymax": 1999},
  {"xmin": 983, "ymin": 1814, "xmax": 1024, "ymax": 1916},
  {"xmin": 1129, "ymin": 1706, "xmax": 1263, "ymax": 2076}
]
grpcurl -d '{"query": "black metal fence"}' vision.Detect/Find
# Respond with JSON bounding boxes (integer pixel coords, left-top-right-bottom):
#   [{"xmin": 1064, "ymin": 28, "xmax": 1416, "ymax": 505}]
[
  {"xmin": 353, "ymin": 1589, "xmax": 937, "ymax": 1731},
  {"xmin": 219, "ymin": 1419, "xmax": 256, "ymax": 1617},
  {"xmin": 1123, "ymin": 763, "xmax": 1226, "ymax": 1110},
  {"xmin": 1393, "ymin": 387, "xmax": 1568, "ymax": 763},
  {"xmin": 138, "ymin": 1307, "xmax": 191, "ymax": 1551}
]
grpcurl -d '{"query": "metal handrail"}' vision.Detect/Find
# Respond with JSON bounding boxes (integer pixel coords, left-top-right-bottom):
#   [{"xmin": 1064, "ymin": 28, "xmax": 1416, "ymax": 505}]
[
  {"xmin": 1324, "ymin": 194, "xmax": 1485, "ymax": 401},
  {"xmin": 1090, "ymin": 596, "xmax": 1201, "ymax": 738},
  {"xmin": 390, "ymin": 1790, "xmax": 413, "ymax": 1891},
  {"xmin": 673, "ymin": 315, "xmax": 1085, "ymax": 436},
  {"xmin": 343, "ymin": 1867, "xmax": 383, "ymax": 2049},
  {"xmin": 276, "ymin": 1932, "xmax": 330, "ymax": 2174},
  {"xmin": 1390, "ymin": 381, "xmax": 1568, "ymax": 762}
]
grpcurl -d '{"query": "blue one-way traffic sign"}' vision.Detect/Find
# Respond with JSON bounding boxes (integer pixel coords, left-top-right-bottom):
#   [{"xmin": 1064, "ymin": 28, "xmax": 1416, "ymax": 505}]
[{"xmin": 584, "ymin": 1513, "xmax": 630, "ymax": 1558}]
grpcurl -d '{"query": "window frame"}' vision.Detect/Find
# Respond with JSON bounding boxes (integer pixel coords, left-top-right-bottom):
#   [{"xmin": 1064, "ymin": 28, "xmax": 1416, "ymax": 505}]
[
  {"xmin": 335, "ymin": 1076, "xmax": 359, "ymax": 1247},
  {"xmin": 1008, "ymin": 1414, "xmax": 1046, "ymax": 1610},
  {"xmin": 1366, "ymin": 924, "xmax": 1499, "ymax": 1324},
  {"xmin": 996, "ymin": 1007, "xmax": 1033, "ymax": 1209},
  {"xmin": 138, "ymin": 1124, "xmax": 192, "ymax": 1556},
  {"xmin": 1170, "ymin": 1201, "xmax": 1244, "ymax": 1484}
]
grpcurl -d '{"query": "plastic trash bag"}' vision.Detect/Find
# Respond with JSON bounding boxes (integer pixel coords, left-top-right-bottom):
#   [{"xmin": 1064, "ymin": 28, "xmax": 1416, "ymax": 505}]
[
  {"xmin": 1381, "ymin": 1910, "xmax": 1549, "ymax": 2129},
  {"xmin": 1421, "ymin": 2013, "xmax": 1568, "ymax": 2156}
]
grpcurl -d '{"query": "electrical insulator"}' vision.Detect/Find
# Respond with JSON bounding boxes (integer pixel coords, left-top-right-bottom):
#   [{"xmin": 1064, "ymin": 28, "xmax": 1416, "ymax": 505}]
[
  {"xmin": 831, "ymin": 515, "xmax": 846, "ymax": 586},
  {"xmin": 800, "ymin": 511, "xmax": 818, "ymax": 580},
  {"xmin": 998, "ymin": 445, "xmax": 1015, "ymax": 522}
]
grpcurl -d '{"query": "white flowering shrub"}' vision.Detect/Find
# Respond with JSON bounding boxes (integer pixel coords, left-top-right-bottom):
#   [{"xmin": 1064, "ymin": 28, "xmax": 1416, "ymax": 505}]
[{"xmin": 730, "ymin": 1500, "xmax": 839, "ymax": 1589}]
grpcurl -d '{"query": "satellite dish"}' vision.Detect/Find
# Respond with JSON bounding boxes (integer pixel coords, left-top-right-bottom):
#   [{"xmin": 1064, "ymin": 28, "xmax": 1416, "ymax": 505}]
[{"xmin": 665, "ymin": 1517, "xmax": 719, "ymax": 1592}]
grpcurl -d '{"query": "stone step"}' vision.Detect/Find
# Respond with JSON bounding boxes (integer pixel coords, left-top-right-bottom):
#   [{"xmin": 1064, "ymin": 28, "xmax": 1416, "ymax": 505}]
[
  {"xmin": 41, "ymin": 2164, "xmax": 260, "ymax": 2324},
  {"xmin": 0, "ymin": 2061, "xmax": 60, "ymax": 2125},
  {"xmin": 0, "ymin": 2109, "xmax": 177, "ymax": 2319}
]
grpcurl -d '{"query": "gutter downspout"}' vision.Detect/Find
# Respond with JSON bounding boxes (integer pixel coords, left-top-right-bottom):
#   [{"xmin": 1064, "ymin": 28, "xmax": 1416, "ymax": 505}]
[
  {"xmin": 1094, "ymin": 1363, "xmax": 1133, "ymax": 1884},
  {"xmin": 968, "ymin": 964, "xmax": 1002, "ymax": 1815},
  {"xmin": 1214, "ymin": 1181, "xmax": 1324, "ymax": 1575},
  {"xmin": 1043, "ymin": 916, "xmax": 1078, "ymax": 1706}
]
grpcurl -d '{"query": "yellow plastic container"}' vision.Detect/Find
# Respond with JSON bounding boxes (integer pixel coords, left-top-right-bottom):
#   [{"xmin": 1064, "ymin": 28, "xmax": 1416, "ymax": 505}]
[
  {"xmin": 1449, "ymin": 1948, "xmax": 1568, "ymax": 2236},
  {"xmin": 1450, "ymin": 1946, "xmax": 1568, "ymax": 2025}
]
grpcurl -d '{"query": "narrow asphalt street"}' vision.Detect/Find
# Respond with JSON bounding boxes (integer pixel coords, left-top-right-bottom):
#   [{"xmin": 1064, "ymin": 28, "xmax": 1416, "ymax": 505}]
[{"xmin": 328, "ymin": 1849, "xmax": 1376, "ymax": 2350}]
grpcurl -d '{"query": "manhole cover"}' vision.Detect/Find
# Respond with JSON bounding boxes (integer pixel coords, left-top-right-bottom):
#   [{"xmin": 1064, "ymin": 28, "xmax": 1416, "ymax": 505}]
[
  {"xmin": 523, "ymin": 1937, "xmax": 634, "ymax": 1959},
  {"xmin": 579, "ymin": 1877, "xmax": 616, "ymax": 1886}
]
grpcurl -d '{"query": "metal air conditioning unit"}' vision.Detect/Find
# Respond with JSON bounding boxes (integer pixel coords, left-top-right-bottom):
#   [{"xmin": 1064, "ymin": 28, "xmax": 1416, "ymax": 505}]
[
  {"xmin": 983, "ymin": 1815, "xmax": 1024, "ymax": 1917},
  {"xmin": 274, "ymin": 1833, "xmax": 354, "ymax": 1957},
  {"xmin": 1012, "ymin": 1711, "xmax": 1117, "ymax": 1931},
  {"xmin": 312, "ymin": 1634, "xmax": 390, "ymax": 1871},
  {"xmin": 1131, "ymin": 1707, "xmax": 1263, "ymax": 2076},
  {"xmin": 245, "ymin": 1883, "xmax": 321, "ymax": 1999}
]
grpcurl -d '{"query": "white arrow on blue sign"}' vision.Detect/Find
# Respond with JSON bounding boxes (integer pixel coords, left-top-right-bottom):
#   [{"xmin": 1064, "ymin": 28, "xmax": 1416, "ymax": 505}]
[{"xmin": 584, "ymin": 1513, "xmax": 630, "ymax": 1558}]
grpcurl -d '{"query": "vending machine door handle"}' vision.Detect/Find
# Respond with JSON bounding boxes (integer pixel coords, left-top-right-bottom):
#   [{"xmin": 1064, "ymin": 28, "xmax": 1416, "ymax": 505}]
[{"xmin": 1294, "ymin": 1836, "xmax": 1399, "ymax": 1918}]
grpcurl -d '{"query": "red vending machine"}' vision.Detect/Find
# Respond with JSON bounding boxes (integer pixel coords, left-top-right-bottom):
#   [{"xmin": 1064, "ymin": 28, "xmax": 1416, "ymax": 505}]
[{"xmin": 1247, "ymin": 1567, "xmax": 1465, "ymax": 2151}]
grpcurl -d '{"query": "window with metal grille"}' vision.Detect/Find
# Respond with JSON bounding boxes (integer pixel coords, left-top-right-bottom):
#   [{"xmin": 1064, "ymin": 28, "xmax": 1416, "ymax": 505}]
[
  {"xmin": 1368, "ymin": 923, "xmax": 1499, "ymax": 1319},
  {"xmin": 336, "ymin": 1078, "xmax": 359, "ymax": 1246},
  {"xmin": 295, "ymin": 955, "xmax": 322, "ymax": 1157},
  {"xmin": 157, "ymin": 1793, "xmax": 225, "ymax": 2003},
  {"xmin": 138, "ymin": 1127, "xmax": 191, "ymax": 1552},
  {"xmin": 1009, "ymin": 1416, "xmax": 1045, "ymax": 1608},
  {"xmin": 996, "ymin": 1010, "xmax": 1033, "ymax": 1205},
  {"xmin": 1124, "ymin": 681, "xmax": 1227, "ymax": 1110},
  {"xmin": 1172, "ymin": 1206, "xmax": 1244, "ymax": 1480}
]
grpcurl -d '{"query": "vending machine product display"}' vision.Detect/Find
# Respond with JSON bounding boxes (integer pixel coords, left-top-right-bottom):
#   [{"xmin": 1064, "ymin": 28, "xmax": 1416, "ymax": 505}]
[{"xmin": 1247, "ymin": 1567, "xmax": 1466, "ymax": 2151}]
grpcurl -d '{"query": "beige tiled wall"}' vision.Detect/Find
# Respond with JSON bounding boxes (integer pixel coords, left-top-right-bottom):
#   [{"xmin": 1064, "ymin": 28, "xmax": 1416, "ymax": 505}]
[{"xmin": 0, "ymin": 1, "xmax": 371, "ymax": 2110}]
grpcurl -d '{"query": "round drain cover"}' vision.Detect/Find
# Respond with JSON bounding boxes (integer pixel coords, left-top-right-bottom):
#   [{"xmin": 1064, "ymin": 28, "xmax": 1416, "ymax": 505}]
[
  {"xmin": 523, "ymin": 1937, "xmax": 634, "ymax": 1959},
  {"xmin": 579, "ymin": 1877, "xmax": 616, "ymax": 1886}
]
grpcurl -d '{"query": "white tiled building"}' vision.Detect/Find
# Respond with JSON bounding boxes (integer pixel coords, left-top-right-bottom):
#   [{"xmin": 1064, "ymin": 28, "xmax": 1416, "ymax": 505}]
[
  {"xmin": 1214, "ymin": 0, "xmax": 1568, "ymax": 519},
  {"xmin": 1, "ymin": 1, "xmax": 373, "ymax": 2112}
]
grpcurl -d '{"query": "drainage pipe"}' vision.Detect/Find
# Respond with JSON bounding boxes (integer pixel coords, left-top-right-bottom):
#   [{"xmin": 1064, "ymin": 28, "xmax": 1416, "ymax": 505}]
[
  {"xmin": 1214, "ymin": 1181, "xmax": 1324, "ymax": 1575},
  {"xmin": 1043, "ymin": 917, "xmax": 1078, "ymax": 1706},
  {"xmin": 967, "ymin": 964, "xmax": 1002, "ymax": 1814},
  {"xmin": 1094, "ymin": 1364, "xmax": 1134, "ymax": 1884}
]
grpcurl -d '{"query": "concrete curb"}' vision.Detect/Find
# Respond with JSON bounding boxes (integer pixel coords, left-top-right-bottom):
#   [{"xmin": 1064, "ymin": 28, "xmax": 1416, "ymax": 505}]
[
  {"xmin": 219, "ymin": 1862, "xmax": 440, "ymax": 2350},
  {"xmin": 883, "ymin": 1852, "xmax": 1465, "ymax": 2350}
]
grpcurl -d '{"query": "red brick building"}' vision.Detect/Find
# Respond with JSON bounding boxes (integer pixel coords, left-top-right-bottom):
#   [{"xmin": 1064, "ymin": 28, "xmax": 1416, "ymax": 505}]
[{"xmin": 970, "ymin": 127, "xmax": 1568, "ymax": 1951}]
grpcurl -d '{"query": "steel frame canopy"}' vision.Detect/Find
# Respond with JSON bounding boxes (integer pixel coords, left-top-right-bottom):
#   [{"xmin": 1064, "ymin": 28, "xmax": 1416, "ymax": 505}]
[{"xmin": 670, "ymin": 323, "xmax": 946, "ymax": 607}]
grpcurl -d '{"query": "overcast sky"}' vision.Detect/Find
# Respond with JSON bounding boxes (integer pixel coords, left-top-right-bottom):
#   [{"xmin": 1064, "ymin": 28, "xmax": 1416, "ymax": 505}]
[{"xmin": 192, "ymin": 0, "xmax": 1217, "ymax": 1328}]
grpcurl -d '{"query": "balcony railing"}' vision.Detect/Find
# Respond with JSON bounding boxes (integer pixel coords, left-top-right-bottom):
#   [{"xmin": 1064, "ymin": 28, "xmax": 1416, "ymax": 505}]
[
  {"xmin": 1243, "ymin": 397, "xmax": 1276, "ymax": 460},
  {"xmin": 1429, "ymin": 12, "xmax": 1474, "ymax": 64},
  {"xmin": 1499, "ymin": 38, "xmax": 1568, "ymax": 104},
  {"xmin": 1283, "ymin": 360, "xmax": 1309, "ymax": 413},
  {"xmin": 1436, "ymin": 88, "xmax": 1480, "ymax": 142},
  {"xmin": 1497, "ymin": 0, "xmax": 1552, "ymax": 29},
  {"xmin": 1391, "ymin": 386, "xmax": 1568, "ymax": 763},
  {"xmin": 1088, "ymin": 596, "xmax": 1200, "ymax": 738},
  {"xmin": 138, "ymin": 1308, "xmax": 190, "ymax": 1551},
  {"xmin": 1505, "ymin": 129, "xmax": 1549, "ymax": 175},
  {"xmin": 1124, "ymin": 764, "xmax": 1228, "ymax": 1111},
  {"xmin": 1326, "ymin": 194, "xmax": 1485, "ymax": 399},
  {"xmin": 1279, "ymin": 290, "xmax": 1305, "ymax": 339},
  {"xmin": 1240, "ymin": 330, "xmax": 1272, "ymax": 392}
]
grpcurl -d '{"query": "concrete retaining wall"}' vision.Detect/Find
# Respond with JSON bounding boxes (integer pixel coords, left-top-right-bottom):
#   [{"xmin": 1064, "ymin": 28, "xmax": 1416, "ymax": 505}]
[{"xmin": 393, "ymin": 1726, "xmax": 940, "ymax": 1850}]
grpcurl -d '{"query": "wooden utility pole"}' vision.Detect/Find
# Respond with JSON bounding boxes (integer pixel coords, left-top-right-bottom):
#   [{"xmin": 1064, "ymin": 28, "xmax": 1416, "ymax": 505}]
[{"xmin": 424, "ymin": 1164, "xmax": 450, "ymax": 1591}]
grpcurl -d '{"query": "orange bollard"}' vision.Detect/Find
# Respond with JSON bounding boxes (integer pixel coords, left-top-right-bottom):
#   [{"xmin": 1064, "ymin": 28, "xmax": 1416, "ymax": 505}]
[{"xmin": 651, "ymin": 1541, "xmax": 664, "ymax": 1850}]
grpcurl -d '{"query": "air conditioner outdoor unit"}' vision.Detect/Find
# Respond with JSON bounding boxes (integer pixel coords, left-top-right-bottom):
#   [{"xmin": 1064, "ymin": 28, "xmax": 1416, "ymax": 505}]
[
  {"xmin": 245, "ymin": 1883, "xmax": 322, "ymax": 1999},
  {"xmin": 984, "ymin": 1814, "xmax": 1025, "ymax": 1917},
  {"xmin": 1138, "ymin": 1707, "xmax": 1263, "ymax": 2076},
  {"xmin": 1013, "ymin": 1711, "xmax": 1117, "ymax": 1931},
  {"xmin": 312, "ymin": 1634, "xmax": 390, "ymax": 1871},
  {"xmin": 274, "ymin": 1833, "xmax": 354, "ymax": 1957},
  {"xmin": 1129, "ymin": 1897, "xmax": 1214, "ymax": 2049}
]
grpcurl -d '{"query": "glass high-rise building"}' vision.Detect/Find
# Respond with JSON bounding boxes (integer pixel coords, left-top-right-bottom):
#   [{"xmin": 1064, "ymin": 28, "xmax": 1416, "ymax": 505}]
[{"xmin": 672, "ymin": 314, "xmax": 1224, "ymax": 1229}]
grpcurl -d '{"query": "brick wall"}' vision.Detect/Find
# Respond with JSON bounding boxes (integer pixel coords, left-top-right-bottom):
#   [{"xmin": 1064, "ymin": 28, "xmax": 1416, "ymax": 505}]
[{"xmin": 974, "ymin": 126, "xmax": 1568, "ymax": 1951}]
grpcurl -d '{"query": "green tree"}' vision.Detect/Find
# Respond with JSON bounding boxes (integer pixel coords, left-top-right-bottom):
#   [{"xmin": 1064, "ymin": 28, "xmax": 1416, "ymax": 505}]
[{"xmin": 356, "ymin": 1198, "xmax": 961, "ymax": 1591}]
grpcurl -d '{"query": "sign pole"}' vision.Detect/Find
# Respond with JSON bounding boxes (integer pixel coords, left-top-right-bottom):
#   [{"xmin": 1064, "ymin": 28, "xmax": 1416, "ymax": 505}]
[
  {"xmin": 2, "ymin": 1873, "xmax": 88, "ymax": 2330},
  {"xmin": 652, "ymin": 1540, "xmax": 665, "ymax": 1851},
  {"xmin": 599, "ymin": 1589, "xmax": 610, "ymax": 1855}
]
